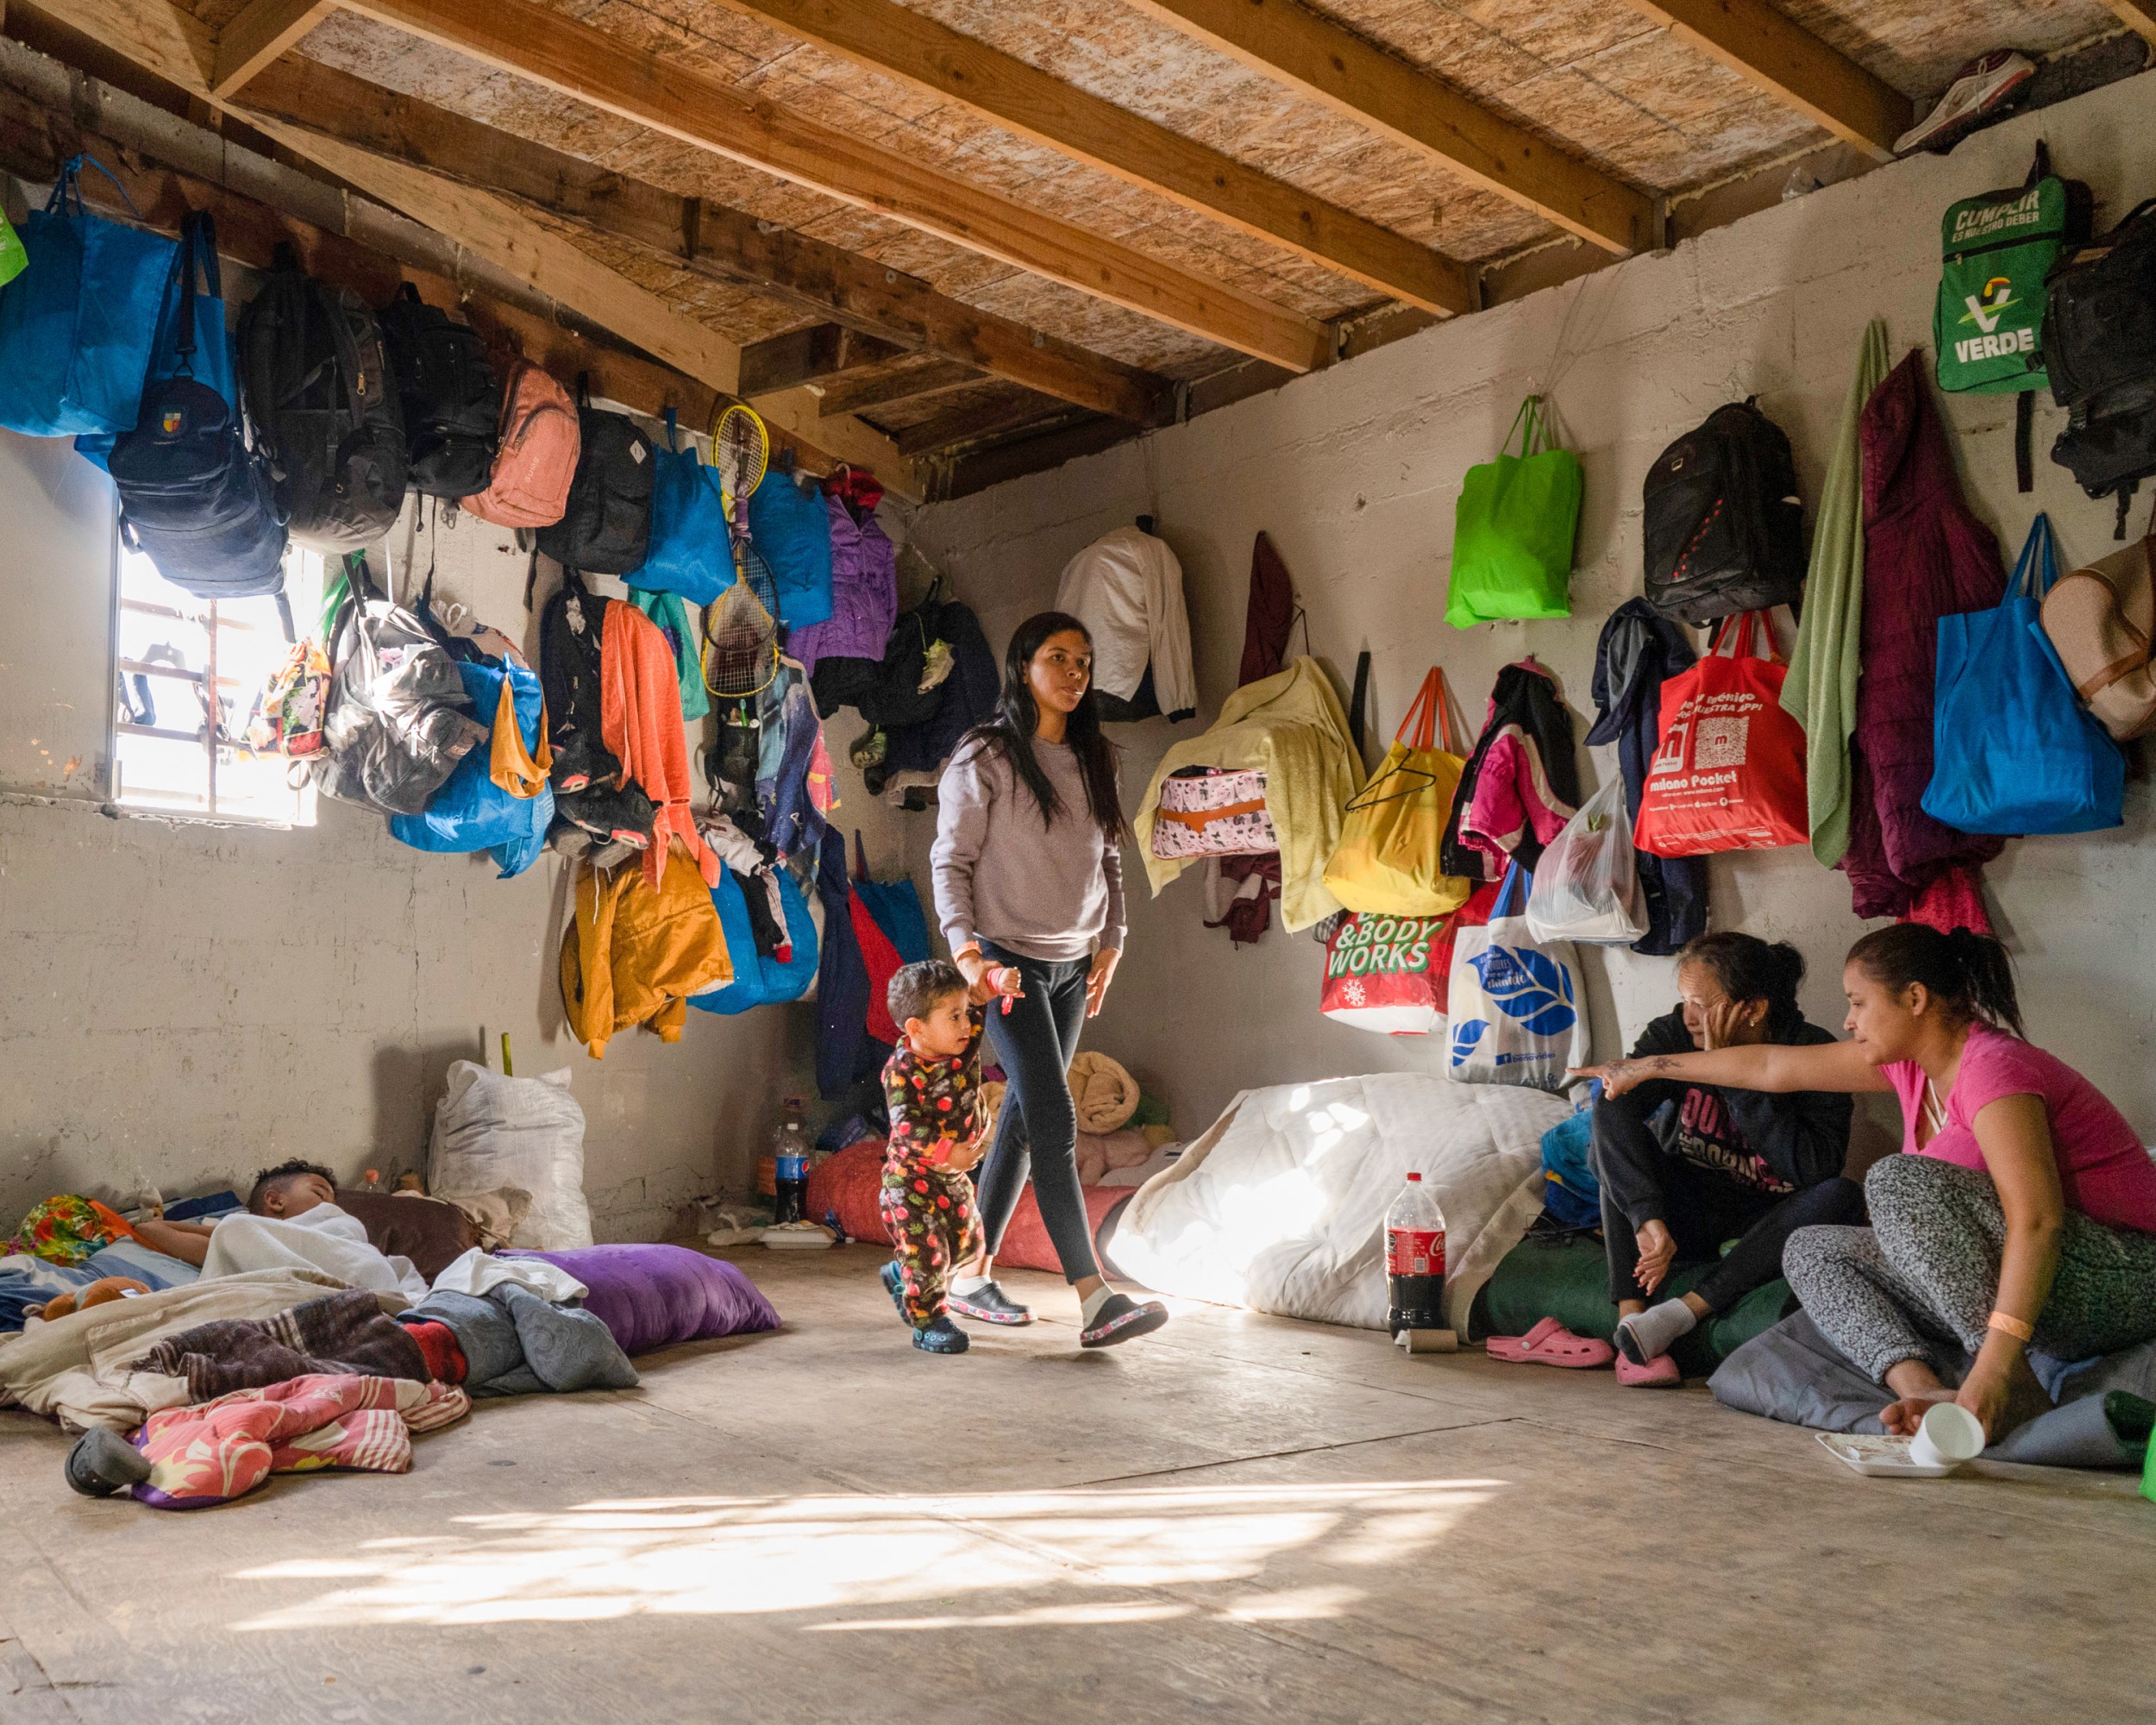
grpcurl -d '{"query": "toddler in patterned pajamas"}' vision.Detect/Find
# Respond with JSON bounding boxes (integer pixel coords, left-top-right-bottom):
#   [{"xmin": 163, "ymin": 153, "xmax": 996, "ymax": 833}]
[{"xmin": 879, "ymin": 958, "xmax": 1018, "ymax": 1354}]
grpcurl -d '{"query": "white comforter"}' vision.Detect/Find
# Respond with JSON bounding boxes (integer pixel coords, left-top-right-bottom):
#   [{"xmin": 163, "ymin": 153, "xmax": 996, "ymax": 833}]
[
  {"xmin": 201, "ymin": 1204, "xmax": 430, "ymax": 1302},
  {"xmin": 1109, "ymin": 1075, "xmax": 1572, "ymax": 1332}
]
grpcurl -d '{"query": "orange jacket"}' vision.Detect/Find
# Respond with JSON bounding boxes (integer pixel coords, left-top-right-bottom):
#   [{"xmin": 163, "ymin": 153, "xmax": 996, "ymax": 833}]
[
  {"xmin": 559, "ymin": 842, "xmax": 733, "ymax": 1057},
  {"xmin": 602, "ymin": 600, "xmax": 718, "ymax": 892}
]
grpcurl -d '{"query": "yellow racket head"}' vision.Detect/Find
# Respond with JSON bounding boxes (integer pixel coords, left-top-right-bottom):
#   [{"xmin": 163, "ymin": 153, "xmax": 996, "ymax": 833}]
[{"xmin": 711, "ymin": 403, "xmax": 770, "ymax": 509}]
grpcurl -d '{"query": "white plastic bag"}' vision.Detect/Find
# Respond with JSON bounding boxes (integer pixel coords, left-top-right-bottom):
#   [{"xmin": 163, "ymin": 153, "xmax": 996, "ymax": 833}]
[
  {"xmin": 1526, "ymin": 778, "xmax": 1647, "ymax": 944},
  {"xmin": 428, "ymin": 1060, "xmax": 593, "ymax": 1249},
  {"xmin": 1447, "ymin": 863, "xmax": 1589, "ymax": 1093}
]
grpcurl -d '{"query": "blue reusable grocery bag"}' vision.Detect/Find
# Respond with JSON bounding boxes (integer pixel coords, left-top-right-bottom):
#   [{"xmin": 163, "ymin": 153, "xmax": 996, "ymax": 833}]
[
  {"xmin": 78, "ymin": 210, "xmax": 235, "ymax": 472},
  {"xmin": 0, "ymin": 157, "xmax": 174, "ymax": 438},
  {"xmin": 1923, "ymin": 513, "xmax": 2124, "ymax": 836},
  {"xmin": 1539, "ymin": 1088, "xmax": 1601, "ymax": 1228},
  {"xmin": 849, "ymin": 831, "xmax": 928, "ymax": 963},
  {"xmin": 388, "ymin": 658, "xmax": 553, "ymax": 875},
  {"xmin": 630, "ymin": 407, "xmax": 730, "ymax": 603},
  {"xmin": 690, "ymin": 864, "xmax": 819, "ymax": 1015},
  {"xmin": 746, "ymin": 465, "xmax": 834, "ymax": 629}
]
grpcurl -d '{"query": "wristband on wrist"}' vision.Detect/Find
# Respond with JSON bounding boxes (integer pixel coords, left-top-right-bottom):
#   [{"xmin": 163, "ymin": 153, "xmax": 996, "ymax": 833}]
[{"xmin": 1987, "ymin": 1309, "xmax": 2034, "ymax": 1343}]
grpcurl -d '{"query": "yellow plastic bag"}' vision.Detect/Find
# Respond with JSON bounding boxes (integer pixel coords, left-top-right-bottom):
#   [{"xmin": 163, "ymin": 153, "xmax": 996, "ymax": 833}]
[{"xmin": 1323, "ymin": 667, "xmax": 1471, "ymax": 916}]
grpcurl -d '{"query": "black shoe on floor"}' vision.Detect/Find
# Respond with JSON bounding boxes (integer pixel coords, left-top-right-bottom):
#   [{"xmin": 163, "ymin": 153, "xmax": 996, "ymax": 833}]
[
  {"xmin": 65, "ymin": 1426, "xmax": 152, "ymax": 1498},
  {"xmin": 912, "ymin": 1317, "xmax": 970, "ymax": 1354},
  {"xmin": 949, "ymin": 1279, "xmax": 1033, "ymax": 1326},
  {"xmin": 1080, "ymin": 1292, "xmax": 1169, "ymax": 1349}
]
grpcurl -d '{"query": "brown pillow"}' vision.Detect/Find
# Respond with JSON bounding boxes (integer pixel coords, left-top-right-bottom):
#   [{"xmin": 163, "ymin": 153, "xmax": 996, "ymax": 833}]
[{"xmin": 333, "ymin": 1190, "xmax": 479, "ymax": 1283}]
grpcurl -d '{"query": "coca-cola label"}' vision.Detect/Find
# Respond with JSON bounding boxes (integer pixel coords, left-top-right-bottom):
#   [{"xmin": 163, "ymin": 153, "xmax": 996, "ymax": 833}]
[{"xmin": 1386, "ymin": 1226, "xmax": 1445, "ymax": 1277}]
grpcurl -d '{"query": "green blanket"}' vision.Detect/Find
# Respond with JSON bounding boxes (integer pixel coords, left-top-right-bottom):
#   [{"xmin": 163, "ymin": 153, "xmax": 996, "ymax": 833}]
[{"xmin": 1468, "ymin": 1233, "xmax": 1796, "ymax": 1377}]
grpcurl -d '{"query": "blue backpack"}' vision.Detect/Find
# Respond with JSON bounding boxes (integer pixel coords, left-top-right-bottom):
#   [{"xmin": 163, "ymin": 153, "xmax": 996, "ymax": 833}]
[
  {"xmin": 631, "ymin": 407, "xmax": 730, "ymax": 603},
  {"xmin": 746, "ymin": 465, "xmax": 834, "ymax": 629},
  {"xmin": 691, "ymin": 864, "xmax": 819, "ymax": 1015},
  {"xmin": 1923, "ymin": 512, "xmax": 2125, "ymax": 836},
  {"xmin": 0, "ymin": 156, "xmax": 174, "ymax": 439},
  {"xmin": 387, "ymin": 656, "xmax": 554, "ymax": 876},
  {"xmin": 107, "ymin": 211, "xmax": 288, "ymax": 599},
  {"xmin": 78, "ymin": 209, "xmax": 235, "ymax": 474}
]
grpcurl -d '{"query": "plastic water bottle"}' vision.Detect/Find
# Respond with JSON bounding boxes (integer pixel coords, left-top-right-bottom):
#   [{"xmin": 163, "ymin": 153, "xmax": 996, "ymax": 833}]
[
  {"xmin": 772, "ymin": 1097, "xmax": 810, "ymax": 1226},
  {"xmin": 1384, "ymin": 1171, "xmax": 1447, "ymax": 1336}
]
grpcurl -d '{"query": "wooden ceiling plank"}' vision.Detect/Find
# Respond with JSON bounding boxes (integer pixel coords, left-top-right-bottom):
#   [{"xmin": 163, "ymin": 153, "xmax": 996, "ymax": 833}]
[
  {"xmin": 210, "ymin": 0, "xmax": 334, "ymax": 97},
  {"xmin": 1616, "ymin": 0, "xmax": 1913, "ymax": 160},
  {"xmin": 303, "ymin": 0, "xmax": 1330, "ymax": 370},
  {"xmin": 701, "ymin": 0, "xmax": 1469, "ymax": 313},
  {"xmin": 817, "ymin": 358, "xmax": 983, "ymax": 417},
  {"xmin": 1122, "ymin": 0, "xmax": 1652, "ymax": 256},
  {"xmin": 894, "ymin": 392, "xmax": 1086, "ymax": 457},
  {"xmin": 234, "ymin": 55, "xmax": 1175, "ymax": 423},
  {"xmin": 736, "ymin": 323, "xmax": 903, "ymax": 395},
  {"xmin": 2106, "ymin": 2, "xmax": 2156, "ymax": 44}
]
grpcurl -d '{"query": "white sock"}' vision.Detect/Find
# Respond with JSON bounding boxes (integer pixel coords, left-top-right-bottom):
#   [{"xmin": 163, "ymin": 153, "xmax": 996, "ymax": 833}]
[
  {"xmin": 1080, "ymin": 1285, "xmax": 1117, "ymax": 1327},
  {"xmin": 1622, "ymin": 1297, "xmax": 1698, "ymax": 1361},
  {"xmin": 950, "ymin": 1275, "xmax": 990, "ymax": 1297}
]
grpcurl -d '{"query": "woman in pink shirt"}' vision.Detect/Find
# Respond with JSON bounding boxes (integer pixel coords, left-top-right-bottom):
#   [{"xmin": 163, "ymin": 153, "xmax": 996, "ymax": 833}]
[{"xmin": 1576, "ymin": 923, "xmax": 2156, "ymax": 1445}]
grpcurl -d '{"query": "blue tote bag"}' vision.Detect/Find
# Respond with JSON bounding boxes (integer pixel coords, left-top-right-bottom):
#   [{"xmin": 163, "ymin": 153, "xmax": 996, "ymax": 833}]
[
  {"xmin": 630, "ymin": 407, "xmax": 730, "ymax": 603},
  {"xmin": 388, "ymin": 659, "xmax": 553, "ymax": 876},
  {"xmin": 746, "ymin": 465, "xmax": 834, "ymax": 629},
  {"xmin": 0, "ymin": 157, "xmax": 174, "ymax": 438},
  {"xmin": 691, "ymin": 864, "xmax": 818, "ymax": 1015},
  {"xmin": 1923, "ymin": 513, "xmax": 2124, "ymax": 836},
  {"xmin": 78, "ymin": 209, "xmax": 235, "ymax": 472}
]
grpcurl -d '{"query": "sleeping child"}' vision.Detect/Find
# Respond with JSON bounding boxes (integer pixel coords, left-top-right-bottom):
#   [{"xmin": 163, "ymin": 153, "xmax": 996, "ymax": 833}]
[
  {"xmin": 878, "ymin": 958, "xmax": 1018, "ymax": 1355},
  {"xmin": 135, "ymin": 1160, "xmax": 429, "ymax": 1301}
]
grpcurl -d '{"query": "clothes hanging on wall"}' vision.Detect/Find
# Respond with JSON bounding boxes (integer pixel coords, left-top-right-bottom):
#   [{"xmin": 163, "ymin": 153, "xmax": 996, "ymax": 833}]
[
  {"xmin": 787, "ymin": 488, "xmax": 898, "ymax": 676},
  {"xmin": 1054, "ymin": 525, "xmax": 1197, "ymax": 722},
  {"xmin": 1440, "ymin": 660, "xmax": 1580, "ymax": 883},
  {"xmin": 600, "ymin": 600, "xmax": 719, "ymax": 892},
  {"xmin": 1584, "ymin": 600, "xmax": 1707, "ymax": 957},
  {"xmin": 559, "ymin": 843, "xmax": 733, "ymax": 1057},
  {"xmin": 1843, "ymin": 349, "xmax": 2007, "ymax": 927}
]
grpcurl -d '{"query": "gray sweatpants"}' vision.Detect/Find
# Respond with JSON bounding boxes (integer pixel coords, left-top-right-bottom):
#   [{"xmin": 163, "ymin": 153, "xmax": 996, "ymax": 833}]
[{"xmin": 1783, "ymin": 1153, "xmax": 2156, "ymax": 1383}]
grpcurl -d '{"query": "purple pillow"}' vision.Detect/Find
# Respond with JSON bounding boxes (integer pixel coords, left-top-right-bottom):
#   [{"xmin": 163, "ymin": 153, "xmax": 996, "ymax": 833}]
[{"xmin": 508, "ymin": 1244, "xmax": 780, "ymax": 1355}]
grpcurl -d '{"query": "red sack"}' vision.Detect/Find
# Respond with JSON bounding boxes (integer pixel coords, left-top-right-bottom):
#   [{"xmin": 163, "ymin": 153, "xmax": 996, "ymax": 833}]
[
  {"xmin": 1633, "ymin": 612, "xmax": 1808, "ymax": 856},
  {"xmin": 1320, "ymin": 882, "xmax": 1497, "ymax": 1036}
]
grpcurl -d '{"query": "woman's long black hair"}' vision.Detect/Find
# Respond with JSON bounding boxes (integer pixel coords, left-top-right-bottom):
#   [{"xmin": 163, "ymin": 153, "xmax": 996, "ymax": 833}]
[
  {"xmin": 1846, "ymin": 923, "xmax": 2026, "ymax": 1039},
  {"xmin": 1677, "ymin": 932, "xmax": 1808, "ymax": 1038},
  {"xmin": 962, "ymin": 610, "xmax": 1125, "ymax": 842}
]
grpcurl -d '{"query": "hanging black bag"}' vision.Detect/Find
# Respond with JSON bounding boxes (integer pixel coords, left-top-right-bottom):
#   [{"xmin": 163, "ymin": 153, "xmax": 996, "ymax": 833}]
[
  {"xmin": 109, "ymin": 211, "xmax": 288, "ymax": 599},
  {"xmin": 1642, "ymin": 398, "xmax": 1805, "ymax": 626},
  {"xmin": 377, "ymin": 282, "xmax": 498, "ymax": 499},
  {"xmin": 534, "ymin": 374, "xmax": 654, "ymax": 579},
  {"xmin": 239, "ymin": 246, "xmax": 407, "ymax": 551},
  {"xmin": 2043, "ymin": 198, "xmax": 2156, "ymax": 537}
]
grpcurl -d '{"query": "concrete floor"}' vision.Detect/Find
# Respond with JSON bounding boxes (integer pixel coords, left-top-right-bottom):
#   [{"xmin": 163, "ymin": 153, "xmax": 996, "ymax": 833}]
[{"xmin": 2, "ymin": 1245, "xmax": 2149, "ymax": 1724}]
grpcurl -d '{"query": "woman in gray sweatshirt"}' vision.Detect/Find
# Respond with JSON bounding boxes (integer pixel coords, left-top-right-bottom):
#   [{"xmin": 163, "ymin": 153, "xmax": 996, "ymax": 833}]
[{"xmin": 931, "ymin": 610, "xmax": 1170, "ymax": 1349}]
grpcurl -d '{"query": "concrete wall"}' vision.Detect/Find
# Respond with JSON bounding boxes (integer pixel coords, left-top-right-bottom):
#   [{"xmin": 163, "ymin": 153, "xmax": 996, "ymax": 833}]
[
  {"xmin": 0, "ymin": 423, "xmax": 924, "ymax": 1235},
  {"xmin": 912, "ymin": 71, "xmax": 2156, "ymax": 1163}
]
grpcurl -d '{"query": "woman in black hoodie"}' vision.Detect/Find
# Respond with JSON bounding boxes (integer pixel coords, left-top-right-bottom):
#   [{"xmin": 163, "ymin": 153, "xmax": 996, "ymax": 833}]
[{"xmin": 1591, "ymin": 932, "xmax": 1861, "ymax": 1379}]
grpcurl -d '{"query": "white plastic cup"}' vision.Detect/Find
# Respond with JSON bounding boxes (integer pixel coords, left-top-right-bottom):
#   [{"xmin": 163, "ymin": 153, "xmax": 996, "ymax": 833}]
[{"xmin": 1908, "ymin": 1400, "xmax": 1986, "ymax": 1470}]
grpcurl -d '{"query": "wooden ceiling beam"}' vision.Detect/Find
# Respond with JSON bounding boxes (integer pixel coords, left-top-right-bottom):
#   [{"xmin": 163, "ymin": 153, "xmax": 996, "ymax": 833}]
[
  {"xmin": 1615, "ymin": 0, "xmax": 1913, "ymax": 161},
  {"xmin": 234, "ymin": 58, "xmax": 1174, "ymax": 424},
  {"xmin": 893, "ymin": 393, "xmax": 1087, "ymax": 457},
  {"xmin": 736, "ymin": 323, "xmax": 903, "ymax": 396},
  {"xmin": 699, "ymin": 0, "xmax": 1470, "ymax": 314},
  {"xmin": 817, "ymin": 359, "xmax": 984, "ymax": 419},
  {"xmin": 121, "ymin": 0, "xmax": 1327, "ymax": 370},
  {"xmin": 210, "ymin": 0, "xmax": 332, "ymax": 97},
  {"xmin": 1122, "ymin": 0, "xmax": 1653, "ymax": 257},
  {"xmin": 2106, "ymin": 2, "xmax": 2156, "ymax": 45}
]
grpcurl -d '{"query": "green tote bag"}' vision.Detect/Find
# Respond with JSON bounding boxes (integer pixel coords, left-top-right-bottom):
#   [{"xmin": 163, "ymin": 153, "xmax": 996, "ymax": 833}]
[
  {"xmin": 0, "ymin": 209, "xmax": 25, "ymax": 291},
  {"xmin": 1447, "ymin": 394, "xmax": 1582, "ymax": 628}
]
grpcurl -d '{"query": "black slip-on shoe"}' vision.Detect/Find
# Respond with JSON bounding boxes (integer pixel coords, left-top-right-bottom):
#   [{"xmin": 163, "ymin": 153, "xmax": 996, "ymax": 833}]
[
  {"xmin": 949, "ymin": 1279, "xmax": 1034, "ymax": 1326},
  {"xmin": 1080, "ymin": 1293, "xmax": 1169, "ymax": 1349},
  {"xmin": 66, "ymin": 1426, "xmax": 152, "ymax": 1498}
]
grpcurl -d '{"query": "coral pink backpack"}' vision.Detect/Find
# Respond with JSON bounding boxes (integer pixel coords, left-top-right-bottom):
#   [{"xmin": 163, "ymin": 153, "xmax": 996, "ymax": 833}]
[{"xmin": 465, "ymin": 357, "xmax": 578, "ymax": 528}]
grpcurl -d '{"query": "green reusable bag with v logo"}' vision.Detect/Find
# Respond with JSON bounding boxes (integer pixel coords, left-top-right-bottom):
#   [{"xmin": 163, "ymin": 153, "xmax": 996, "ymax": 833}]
[
  {"xmin": 1447, "ymin": 394, "xmax": 1581, "ymax": 628},
  {"xmin": 1934, "ymin": 144, "xmax": 2090, "ymax": 396}
]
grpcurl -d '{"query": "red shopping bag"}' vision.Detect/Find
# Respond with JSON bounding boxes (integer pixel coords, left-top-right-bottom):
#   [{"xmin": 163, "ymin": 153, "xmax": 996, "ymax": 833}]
[
  {"xmin": 1320, "ymin": 883, "xmax": 1498, "ymax": 1035},
  {"xmin": 1633, "ymin": 612, "xmax": 1808, "ymax": 856}
]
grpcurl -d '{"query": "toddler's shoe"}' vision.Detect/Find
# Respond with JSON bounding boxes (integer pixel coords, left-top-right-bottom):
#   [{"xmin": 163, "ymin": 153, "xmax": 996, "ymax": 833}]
[
  {"xmin": 950, "ymin": 1279, "xmax": 1033, "ymax": 1326},
  {"xmin": 913, "ymin": 1317, "xmax": 970, "ymax": 1354},
  {"xmin": 880, "ymin": 1260, "xmax": 908, "ymax": 1320}
]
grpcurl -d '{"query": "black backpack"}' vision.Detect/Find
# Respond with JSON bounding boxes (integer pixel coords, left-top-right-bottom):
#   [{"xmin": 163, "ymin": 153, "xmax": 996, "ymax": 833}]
[
  {"xmin": 2043, "ymin": 198, "xmax": 2156, "ymax": 537},
  {"xmin": 534, "ymin": 376, "xmax": 654, "ymax": 577},
  {"xmin": 239, "ymin": 247, "xmax": 408, "ymax": 552},
  {"xmin": 377, "ymin": 282, "xmax": 499, "ymax": 499},
  {"xmin": 110, "ymin": 213, "xmax": 288, "ymax": 600},
  {"xmin": 1642, "ymin": 398, "xmax": 1806, "ymax": 625}
]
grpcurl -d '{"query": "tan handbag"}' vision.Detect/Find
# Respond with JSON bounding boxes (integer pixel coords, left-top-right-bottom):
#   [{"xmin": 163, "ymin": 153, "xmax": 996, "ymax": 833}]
[{"xmin": 2040, "ymin": 531, "xmax": 2156, "ymax": 740}]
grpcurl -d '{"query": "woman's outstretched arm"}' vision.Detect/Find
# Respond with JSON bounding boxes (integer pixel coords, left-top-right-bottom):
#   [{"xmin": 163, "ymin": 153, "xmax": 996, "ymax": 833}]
[{"xmin": 1571, "ymin": 1037, "xmax": 1890, "ymax": 1098}]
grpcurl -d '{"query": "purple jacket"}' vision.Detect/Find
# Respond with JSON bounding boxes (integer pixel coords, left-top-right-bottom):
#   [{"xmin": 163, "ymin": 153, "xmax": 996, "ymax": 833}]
[
  {"xmin": 787, "ymin": 493, "xmax": 896, "ymax": 676},
  {"xmin": 1844, "ymin": 352, "xmax": 2004, "ymax": 918}
]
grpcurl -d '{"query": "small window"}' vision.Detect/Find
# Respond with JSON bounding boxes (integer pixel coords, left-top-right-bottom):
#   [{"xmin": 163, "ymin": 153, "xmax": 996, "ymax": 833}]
[{"xmin": 112, "ymin": 536, "xmax": 323, "ymax": 825}]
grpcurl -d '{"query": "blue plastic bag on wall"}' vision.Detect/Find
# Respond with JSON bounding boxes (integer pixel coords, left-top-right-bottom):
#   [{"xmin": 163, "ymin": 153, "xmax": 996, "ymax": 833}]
[
  {"xmin": 78, "ymin": 209, "xmax": 236, "ymax": 472},
  {"xmin": 746, "ymin": 466, "xmax": 834, "ymax": 629},
  {"xmin": 1923, "ymin": 513, "xmax": 2124, "ymax": 836},
  {"xmin": 388, "ymin": 658, "xmax": 554, "ymax": 875},
  {"xmin": 0, "ymin": 157, "xmax": 175, "ymax": 438},
  {"xmin": 630, "ymin": 407, "xmax": 730, "ymax": 603},
  {"xmin": 690, "ymin": 864, "xmax": 819, "ymax": 1015}
]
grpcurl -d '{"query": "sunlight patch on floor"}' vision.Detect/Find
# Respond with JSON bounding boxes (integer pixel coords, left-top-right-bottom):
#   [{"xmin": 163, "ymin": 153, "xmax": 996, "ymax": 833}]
[{"xmin": 232, "ymin": 1479, "xmax": 1502, "ymax": 1631}]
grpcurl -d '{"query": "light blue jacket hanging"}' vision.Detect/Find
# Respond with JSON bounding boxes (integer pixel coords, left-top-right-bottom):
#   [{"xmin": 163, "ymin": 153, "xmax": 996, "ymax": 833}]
[
  {"xmin": 1923, "ymin": 512, "xmax": 2124, "ymax": 836},
  {"xmin": 630, "ymin": 407, "xmax": 730, "ymax": 603},
  {"xmin": 0, "ymin": 157, "xmax": 174, "ymax": 439}
]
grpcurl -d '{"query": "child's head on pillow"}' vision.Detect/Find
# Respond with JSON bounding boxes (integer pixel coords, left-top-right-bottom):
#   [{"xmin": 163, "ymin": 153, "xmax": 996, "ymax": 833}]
[{"xmin": 247, "ymin": 1159, "xmax": 337, "ymax": 1220}]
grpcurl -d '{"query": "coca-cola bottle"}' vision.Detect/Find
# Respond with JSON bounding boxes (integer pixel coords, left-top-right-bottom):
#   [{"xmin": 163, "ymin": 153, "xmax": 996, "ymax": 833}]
[{"xmin": 1384, "ymin": 1170, "xmax": 1447, "ymax": 1335}]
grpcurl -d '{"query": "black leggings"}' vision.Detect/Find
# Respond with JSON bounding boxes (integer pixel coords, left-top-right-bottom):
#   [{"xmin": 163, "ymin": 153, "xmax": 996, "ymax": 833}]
[
  {"xmin": 1592, "ymin": 1099, "xmax": 1864, "ymax": 1312},
  {"xmin": 975, "ymin": 940, "xmax": 1099, "ymax": 1284}
]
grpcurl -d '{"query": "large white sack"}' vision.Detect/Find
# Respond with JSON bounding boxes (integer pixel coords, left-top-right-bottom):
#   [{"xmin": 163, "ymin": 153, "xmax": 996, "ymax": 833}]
[
  {"xmin": 1109, "ymin": 1074, "xmax": 1570, "ymax": 1332},
  {"xmin": 428, "ymin": 1060, "xmax": 593, "ymax": 1249}
]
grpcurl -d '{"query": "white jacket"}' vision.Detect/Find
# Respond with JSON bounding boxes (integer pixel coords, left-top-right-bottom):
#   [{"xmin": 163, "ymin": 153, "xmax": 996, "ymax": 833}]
[{"xmin": 1054, "ymin": 526, "xmax": 1197, "ymax": 719}]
